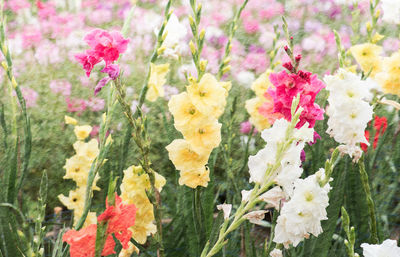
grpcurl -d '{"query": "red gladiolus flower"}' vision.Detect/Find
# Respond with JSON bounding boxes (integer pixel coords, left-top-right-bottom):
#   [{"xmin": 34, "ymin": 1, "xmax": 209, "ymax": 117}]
[
  {"xmin": 63, "ymin": 194, "xmax": 137, "ymax": 257},
  {"xmin": 63, "ymin": 224, "xmax": 116, "ymax": 257},
  {"xmin": 361, "ymin": 116, "xmax": 388, "ymax": 152},
  {"xmin": 98, "ymin": 194, "xmax": 137, "ymax": 249}
]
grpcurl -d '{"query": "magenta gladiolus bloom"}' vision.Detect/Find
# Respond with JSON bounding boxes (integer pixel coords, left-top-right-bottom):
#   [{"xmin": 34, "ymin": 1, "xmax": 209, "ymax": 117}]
[
  {"xmin": 75, "ymin": 51, "xmax": 102, "ymax": 77},
  {"xmin": 84, "ymin": 29, "xmax": 129, "ymax": 65},
  {"xmin": 267, "ymin": 67, "xmax": 325, "ymax": 129},
  {"xmin": 75, "ymin": 29, "xmax": 129, "ymax": 95}
]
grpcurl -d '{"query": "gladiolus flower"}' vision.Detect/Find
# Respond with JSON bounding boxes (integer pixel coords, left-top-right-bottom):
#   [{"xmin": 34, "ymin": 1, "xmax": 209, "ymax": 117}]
[
  {"xmin": 63, "ymin": 224, "xmax": 116, "ymax": 257},
  {"xmin": 361, "ymin": 116, "xmax": 388, "ymax": 152},
  {"xmin": 98, "ymin": 194, "xmax": 137, "ymax": 249}
]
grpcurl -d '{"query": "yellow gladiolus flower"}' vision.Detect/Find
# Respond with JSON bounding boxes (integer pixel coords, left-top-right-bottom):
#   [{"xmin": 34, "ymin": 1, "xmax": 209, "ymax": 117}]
[
  {"xmin": 64, "ymin": 115, "xmax": 78, "ymax": 125},
  {"xmin": 168, "ymin": 92, "xmax": 206, "ymax": 126},
  {"xmin": 146, "ymin": 63, "xmax": 170, "ymax": 102},
  {"xmin": 166, "ymin": 139, "xmax": 209, "ymax": 171},
  {"xmin": 74, "ymin": 125, "xmax": 92, "ymax": 140},
  {"xmin": 187, "ymin": 73, "xmax": 227, "ymax": 117},
  {"xmin": 349, "ymin": 43, "xmax": 382, "ymax": 77},
  {"xmin": 220, "ymin": 81, "xmax": 232, "ymax": 97},
  {"xmin": 177, "ymin": 118, "xmax": 222, "ymax": 154},
  {"xmin": 382, "ymin": 52, "xmax": 400, "ymax": 76},
  {"xmin": 58, "ymin": 187, "xmax": 86, "ymax": 216},
  {"xmin": 73, "ymin": 139, "xmax": 99, "ymax": 161},
  {"xmin": 63, "ymin": 154, "xmax": 100, "ymax": 190},
  {"xmin": 120, "ymin": 165, "xmax": 166, "ymax": 244},
  {"xmin": 178, "ymin": 166, "xmax": 210, "ymax": 188},
  {"xmin": 119, "ymin": 242, "xmax": 139, "ymax": 257},
  {"xmin": 375, "ymin": 52, "xmax": 400, "ymax": 96},
  {"xmin": 245, "ymin": 97, "xmax": 271, "ymax": 131},
  {"xmin": 251, "ymin": 70, "xmax": 272, "ymax": 97}
]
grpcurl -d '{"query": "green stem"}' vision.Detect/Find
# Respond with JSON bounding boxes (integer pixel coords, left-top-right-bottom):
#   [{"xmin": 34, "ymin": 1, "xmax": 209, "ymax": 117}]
[
  {"xmin": 358, "ymin": 156, "xmax": 378, "ymax": 244},
  {"xmin": 217, "ymin": 0, "xmax": 249, "ymax": 79}
]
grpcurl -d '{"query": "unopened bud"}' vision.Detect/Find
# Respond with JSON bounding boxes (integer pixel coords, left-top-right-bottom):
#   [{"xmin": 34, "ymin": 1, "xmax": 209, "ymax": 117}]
[
  {"xmin": 223, "ymin": 57, "xmax": 231, "ymax": 65},
  {"xmin": 200, "ymin": 60, "xmax": 208, "ymax": 72},
  {"xmin": 162, "ymin": 31, "xmax": 168, "ymax": 41},
  {"xmin": 1, "ymin": 44, "xmax": 7, "ymax": 56},
  {"xmin": 189, "ymin": 15, "xmax": 195, "ymax": 26},
  {"xmin": 11, "ymin": 76, "xmax": 17, "ymax": 88},
  {"xmin": 199, "ymin": 29, "xmax": 206, "ymax": 40},
  {"xmin": 375, "ymin": 9, "xmax": 380, "ymax": 18},
  {"xmin": 157, "ymin": 46, "xmax": 166, "ymax": 55},
  {"xmin": 102, "ymin": 113, "xmax": 107, "ymax": 123},
  {"xmin": 188, "ymin": 76, "xmax": 196, "ymax": 84},
  {"xmin": 197, "ymin": 3, "xmax": 202, "ymax": 13},
  {"xmin": 106, "ymin": 134, "xmax": 113, "ymax": 145},
  {"xmin": 222, "ymin": 65, "xmax": 231, "ymax": 74},
  {"xmin": 366, "ymin": 22, "xmax": 372, "ymax": 32},
  {"xmin": 1, "ymin": 61, "xmax": 7, "ymax": 70},
  {"xmin": 189, "ymin": 40, "xmax": 196, "ymax": 54}
]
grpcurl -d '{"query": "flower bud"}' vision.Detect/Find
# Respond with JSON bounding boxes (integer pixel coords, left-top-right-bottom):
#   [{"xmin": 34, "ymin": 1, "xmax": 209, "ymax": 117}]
[
  {"xmin": 189, "ymin": 41, "xmax": 196, "ymax": 55},
  {"xmin": 200, "ymin": 60, "xmax": 208, "ymax": 71}
]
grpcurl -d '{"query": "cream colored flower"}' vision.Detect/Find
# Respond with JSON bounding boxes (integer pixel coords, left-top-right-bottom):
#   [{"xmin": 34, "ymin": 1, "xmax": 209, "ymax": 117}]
[
  {"xmin": 166, "ymin": 139, "xmax": 209, "ymax": 171},
  {"xmin": 187, "ymin": 73, "xmax": 227, "ymax": 118},
  {"xmin": 65, "ymin": 115, "xmax": 78, "ymax": 125},
  {"xmin": 74, "ymin": 125, "xmax": 92, "ymax": 140},
  {"xmin": 146, "ymin": 63, "xmax": 170, "ymax": 102}
]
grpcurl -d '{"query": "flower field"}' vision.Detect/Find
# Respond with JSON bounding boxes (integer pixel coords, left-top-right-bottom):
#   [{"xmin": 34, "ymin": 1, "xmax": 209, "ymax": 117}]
[{"xmin": 1, "ymin": 0, "xmax": 400, "ymax": 256}]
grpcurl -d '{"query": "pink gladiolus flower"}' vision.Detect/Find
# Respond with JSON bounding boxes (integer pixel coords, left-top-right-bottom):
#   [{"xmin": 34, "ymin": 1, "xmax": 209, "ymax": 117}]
[
  {"xmin": 240, "ymin": 121, "xmax": 255, "ymax": 134},
  {"xmin": 66, "ymin": 98, "xmax": 87, "ymax": 115},
  {"xmin": 266, "ymin": 65, "xmax": 325, "ymax": 129},
  {"xmin": 75, "ymin": 51, "xmax": 102, "ymax": 77},
  {"xmin": 101, "ymin": 64, "xmax": 120, "ymax": 80},
  {"xmin": 75, "ymin": 29, "xmax": 128, "ymax": 95},
  {"xmin": 20, "ymin": 87, "xmax": 39, "ymax": 108},
  {"xmin": 36, "ymin": 0, "xmax": 56, "ymax": 20},
  {"xmin": 22, "ymin": 27, "xmax": 42, "ymax": 49},
  {"xmin": 84, "ymin": 29, "xmax": 129, "ymax": 65},
  {"xmin": 94, "ymin": 77, "xmax": 111, "ymax": 96},
  {"xmin": 86, "ymin": 97, "xmax": 105, "ymax": 112},
  {"xmin": 259, "ymin": 94, "xmax": 284, "ymax": 124},
  {"xmin": 7, "ymin": 0, "xmax": 31, "ymax": 12},
  {"xmin": 49, "ymin": 80, "xmax": 71, "ymax": 97}
]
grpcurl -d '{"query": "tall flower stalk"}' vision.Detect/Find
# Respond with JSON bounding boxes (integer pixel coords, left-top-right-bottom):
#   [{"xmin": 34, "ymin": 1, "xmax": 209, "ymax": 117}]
[
  {"xmin": 201, "ymin": 96, "xmax": 304, "ymax": 257},
  {"xmin": 112, "ymin": 2, "xmax": 173, "ymax": 257}
]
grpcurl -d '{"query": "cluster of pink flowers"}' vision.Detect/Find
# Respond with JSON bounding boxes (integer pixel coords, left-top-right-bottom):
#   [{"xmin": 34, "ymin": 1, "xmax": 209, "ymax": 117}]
[
  {"xmin": 75, "ymin": 29, "xmax": 129, "ymax": 95},
  {"xmin": 265, "ymin": 57, "xmax": 325, "ymax": 130}
]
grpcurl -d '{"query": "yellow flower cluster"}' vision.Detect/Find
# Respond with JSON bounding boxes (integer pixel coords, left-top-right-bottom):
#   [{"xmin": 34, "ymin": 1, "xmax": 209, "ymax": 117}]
[
  {"xmin": 375, "ymin": 51, "xmax": 400, "ymax": 96},
  {"xmin": 146, "ymin": 63, "xmax": 170, "ymax": 102},
  {"xmin": 245, "ymin": 70, "xmax": 273, "ymax": 131},
  {"xmin": 166, "ymin": 73, "xmax": 230, "ymax": 188},
  {"xmin": 58, "ymin": 116, "xmax": 100, "ymax": 228},
  {"xmin": 349, "ymin": 43, "xmax": 382, "ymax": 77},
  {"xmin": 120, "ymin": 165, "xmax": 166, "ymax": 251}
]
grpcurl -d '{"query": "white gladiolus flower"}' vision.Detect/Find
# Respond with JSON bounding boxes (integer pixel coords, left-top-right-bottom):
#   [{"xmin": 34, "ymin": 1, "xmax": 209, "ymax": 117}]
[
  {"xmin": 217, "ymin": 204, "xmax": 232, "ymax": 220},
  {"xmin": 260, "ymin": 119, "xmax": 289, "ymax": 145},
  {"xmin": 157, "ymin": 13, "xmax": 187, "ymax": 59},
  {"xmin": 241, "ymin": 189, "xmax": 253, "ymax": 202},
  {"xmin": 248, "ymin": 146, "xmax": 276, "ymax": 184},
  {"xmin": 273, "ymin": 172, "xmax": 331, "ymax": 248},
  {"xmin": 248, "ymin": 119, "xmax": 313, "ymax": 187},
  {"xmin": 361, "ymin": 239, "xmax": 400, "ymax": 257},
  {"xmin": 259, "ymin": 186, "xmax": 285, "ymax": 209},
  {"xmin": 381, "ymin": 0, "xmax": 400, "ymax": 24},
  {"xmin": 324, "ymin": 69, "xmax": 373, "ymax": 161},
  {"xmin": 244, "ymin": 210, "xmax": 269, "ymax": 225},
  {"xmin": 270, "ymin": 248, "xmax": 283, "ymax": 257}
]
